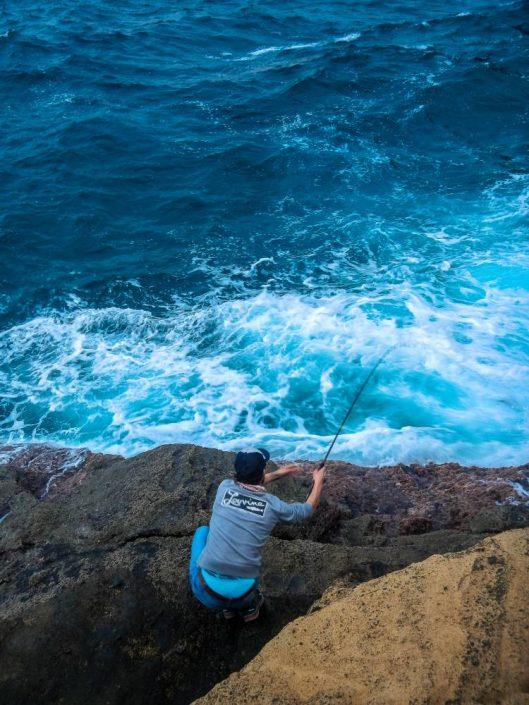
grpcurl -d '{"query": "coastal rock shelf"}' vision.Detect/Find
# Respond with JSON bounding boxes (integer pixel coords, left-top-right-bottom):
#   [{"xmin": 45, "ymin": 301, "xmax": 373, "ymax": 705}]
[
  {"xmin": 197, "ymin": 528, "xmax": 529, "ymax": 705},
  {"xmin": 1, "ymin": 443, "xmax": 528, "ymax": 705}
]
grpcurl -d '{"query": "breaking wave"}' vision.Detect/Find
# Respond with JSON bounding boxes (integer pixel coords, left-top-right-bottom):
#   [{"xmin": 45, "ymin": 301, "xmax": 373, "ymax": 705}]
[{"xmin": 2, "ymin": 267, "xmax": 529, "ymax": 465}]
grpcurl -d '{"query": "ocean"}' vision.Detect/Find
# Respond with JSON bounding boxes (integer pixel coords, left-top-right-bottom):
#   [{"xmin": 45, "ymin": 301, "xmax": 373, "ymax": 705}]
[{"xmin": 1, "ymin": 0, "xmax": 528, "ymax": 465}]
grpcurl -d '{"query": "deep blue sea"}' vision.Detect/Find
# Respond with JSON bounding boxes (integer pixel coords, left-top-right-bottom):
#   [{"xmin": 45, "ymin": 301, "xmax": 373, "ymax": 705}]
[{"xmin": 1, "ymin": 0, "xmax": 528, "ymax": 465}]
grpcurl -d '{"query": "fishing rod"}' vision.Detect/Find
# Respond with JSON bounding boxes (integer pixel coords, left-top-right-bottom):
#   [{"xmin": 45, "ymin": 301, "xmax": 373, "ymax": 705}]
[
  {"xmin": 320, "ymin": 346, "xmax": 394, "ymax": 468},
  {"xmin": 306, "ymin": 346, "xmax": 394, "ymax": 497}
]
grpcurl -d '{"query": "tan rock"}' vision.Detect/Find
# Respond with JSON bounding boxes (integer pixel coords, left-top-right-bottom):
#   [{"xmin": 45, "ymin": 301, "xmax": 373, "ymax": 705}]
[{"xmin": 195, "ymin": 528, "xmax": 529, "ymax": 705}]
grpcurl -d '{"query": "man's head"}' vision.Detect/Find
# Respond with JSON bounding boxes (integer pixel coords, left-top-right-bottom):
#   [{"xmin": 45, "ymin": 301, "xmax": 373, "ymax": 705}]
[{"xmin": 234, "ymin": 447, "xmax": 270, "ymax": 485}]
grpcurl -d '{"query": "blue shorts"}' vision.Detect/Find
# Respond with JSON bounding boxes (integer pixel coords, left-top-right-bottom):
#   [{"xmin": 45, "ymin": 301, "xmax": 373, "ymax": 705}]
[{"xmin": 189, "ymin": 526, "xmax": 258, "ymax": 612}]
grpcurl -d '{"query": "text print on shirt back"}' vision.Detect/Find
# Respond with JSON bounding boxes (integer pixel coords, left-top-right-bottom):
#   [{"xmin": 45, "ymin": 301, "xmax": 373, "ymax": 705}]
[{"xmin": 221, "ymin": 488, "xmax": 268, "ymax": 517}]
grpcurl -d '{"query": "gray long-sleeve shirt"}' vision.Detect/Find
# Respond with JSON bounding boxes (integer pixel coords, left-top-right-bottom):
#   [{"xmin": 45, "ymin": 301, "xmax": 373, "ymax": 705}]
[{"xmin": 197, "ymin": 479, "xmax": 313, "ymax": 578}]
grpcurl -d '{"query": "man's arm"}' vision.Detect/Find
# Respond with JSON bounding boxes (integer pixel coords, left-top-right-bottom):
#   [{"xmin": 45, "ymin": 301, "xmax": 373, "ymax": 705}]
[
  {"xmin": 271, "ymin": 465, "xmax": 327, "ymax": 524},
  {"xmin": 263, "ymin": 463, "xmax": 302, "ymax": 484},
  {"xmin": 306, "ymin": 466, "xmax": 326, "ymax": 511}
]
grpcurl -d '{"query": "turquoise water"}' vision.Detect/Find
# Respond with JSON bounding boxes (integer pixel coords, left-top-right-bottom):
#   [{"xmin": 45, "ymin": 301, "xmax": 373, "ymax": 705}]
[{"xmin": 1, "ymin": 1, "xmax": 528, "ymax": 465}]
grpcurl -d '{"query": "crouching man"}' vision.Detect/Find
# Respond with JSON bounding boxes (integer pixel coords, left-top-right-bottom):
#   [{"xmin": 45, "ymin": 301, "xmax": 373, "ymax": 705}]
[{"xmin": 189, "ymin": 447, "xmax": 325, "ymax": 622}]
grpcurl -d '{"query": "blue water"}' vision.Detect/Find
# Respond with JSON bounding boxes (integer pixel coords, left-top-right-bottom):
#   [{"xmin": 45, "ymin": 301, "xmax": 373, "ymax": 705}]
[{"xmin": 1, "ymin": 0, "xmax": 529, "ymax": 465}]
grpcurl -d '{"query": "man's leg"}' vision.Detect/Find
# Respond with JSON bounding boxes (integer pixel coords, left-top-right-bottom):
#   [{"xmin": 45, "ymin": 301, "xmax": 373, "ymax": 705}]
[
  {"xmin": 189, "ymin": 525, "xmax": 209, "ymax": 578},
  {"xmin": 189, "ymin": 526, "xmax": 223, "ymax": 611}
]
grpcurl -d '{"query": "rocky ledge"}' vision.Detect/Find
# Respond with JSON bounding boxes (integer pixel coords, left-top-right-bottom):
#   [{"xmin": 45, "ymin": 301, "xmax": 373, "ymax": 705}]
[
  {"xmin": 197, "ymin": 528, "xmax": 529, "ymax": 705},
  {"xmin": 0, "ymin": 443, "xmax": 528, "ymax": 705}
]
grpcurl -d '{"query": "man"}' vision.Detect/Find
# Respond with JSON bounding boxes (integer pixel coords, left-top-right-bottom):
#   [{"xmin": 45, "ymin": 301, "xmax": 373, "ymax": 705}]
[{"xmin": 189, "ymin": 447, "xmax": 326, "ymax": 622}]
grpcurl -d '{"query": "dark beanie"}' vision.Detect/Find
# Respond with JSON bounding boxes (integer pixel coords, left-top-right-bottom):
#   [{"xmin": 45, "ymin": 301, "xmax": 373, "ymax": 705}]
[{"xmin": 234, "ymin": 447, "xmax": 270, "ymax": 483}]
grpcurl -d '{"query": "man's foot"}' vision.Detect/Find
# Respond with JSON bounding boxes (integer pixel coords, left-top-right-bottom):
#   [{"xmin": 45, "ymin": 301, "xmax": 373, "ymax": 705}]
[
  {"xmin": 241, "ymin": 590, "xmax": 265, "ymax": 623},
  {"xmin": 222, "ymin": 609, "xmax": 237, "ymax": 620}
]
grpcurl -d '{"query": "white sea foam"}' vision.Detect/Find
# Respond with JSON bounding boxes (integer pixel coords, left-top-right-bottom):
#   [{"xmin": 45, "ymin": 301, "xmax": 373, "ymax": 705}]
[
  {"xmin": 1, "ymin": 271, "xmax": 529, "ymax": 465},
  {"xmin": 240, "ymin": 34, "xmax": 356, "ymax": 62},
  {"xmin": 424, "ymin": 228, "xmax": 468, "ymax": 245},
  {"xmin": 249, "ymin": 257, "xmax": 275, "ymax": 272},
  {"xmin": 483, "ymin": 174, "xmax": 529, "ymax": 223},
  {"xmin": 288, "ymin": 42, "xmax": 320, "ymax": 50},
  {"xmin": 250, "ymin": 46, "xmax": 282, "ymax": 57},
  {"xmin": 511, "ymin": 481, "xmax": 529, "ymax": 500},
  {"xmin": 334, "ymin": 33, "xmax": 361, "ymax": 43},
  {"xmin": 238, "ymin": 42, "xmax": 321, "ymax": 61}
]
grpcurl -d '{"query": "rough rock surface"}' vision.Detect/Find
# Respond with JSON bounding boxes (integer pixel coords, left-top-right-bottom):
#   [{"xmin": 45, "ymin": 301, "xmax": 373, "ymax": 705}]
[
  {"xmin": 196, "ymin": 528, "xmax": 529, "ymax": 705},
  {"xmin": 0, "ymin": 443, "xmax": 119, "ymax": 505},
  {"xmin": 1, "ymin": 443, "xmax": 528, "ymax": 705},
  {"xmin": 289, "ymin": 459, "xmax": 529, "ymax": 538}
]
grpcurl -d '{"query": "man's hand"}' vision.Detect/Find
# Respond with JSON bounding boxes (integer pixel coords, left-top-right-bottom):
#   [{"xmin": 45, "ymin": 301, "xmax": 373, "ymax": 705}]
[
  {"xmin": 263, "ymin": 463, "xmax": 303, "ymax": 484},
  {"xmin": 307, "ymin": 464, "xmax": 326, "ymax": 510},
  {"xmin": 312, "ymin": 466, "xmax": 326, "ymax": 486}
]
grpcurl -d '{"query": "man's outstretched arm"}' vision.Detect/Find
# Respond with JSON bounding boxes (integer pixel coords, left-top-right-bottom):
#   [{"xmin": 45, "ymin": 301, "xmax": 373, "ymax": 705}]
[
  {"xmin": 272, "ymin": 465, "xmax": 326, "ymax": 524},
  {"xmin": 263, "ymin": 463, "xmax": 302, "ymax": 484},
  {"xmin": 264, "ymin": 463, "xmax": 326, "ymax": 511}
]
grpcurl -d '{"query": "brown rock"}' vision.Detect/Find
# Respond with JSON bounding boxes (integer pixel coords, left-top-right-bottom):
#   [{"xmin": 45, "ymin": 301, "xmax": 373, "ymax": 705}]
[
  {"xmin": 195, "ymin": 528, "xmax": 529, "ymax": 705},
  {"xmin": 398, "ymin": 515, "xmax": 433, "ymax": 535},
  {"xmin": 290, "ymin": 459, "xmax": 529, "ymax": 538}
]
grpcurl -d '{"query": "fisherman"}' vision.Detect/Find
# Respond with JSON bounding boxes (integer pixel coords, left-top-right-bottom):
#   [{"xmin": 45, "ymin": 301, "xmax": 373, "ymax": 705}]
[{"xmin": 189, "ymin": 447, "xmax": 326, "ymax": 622}]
